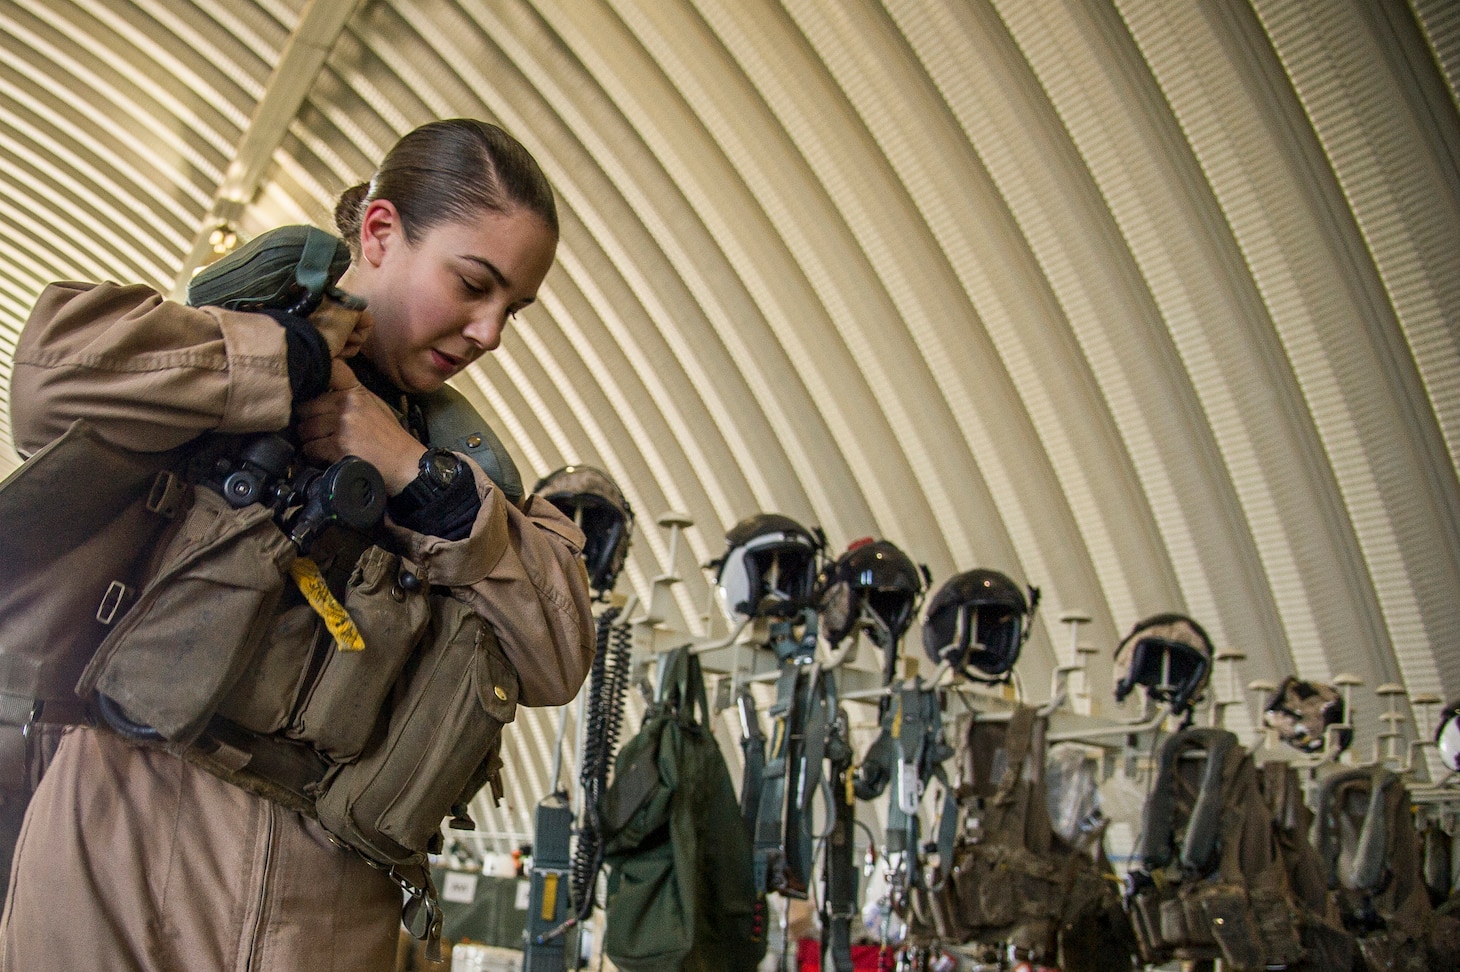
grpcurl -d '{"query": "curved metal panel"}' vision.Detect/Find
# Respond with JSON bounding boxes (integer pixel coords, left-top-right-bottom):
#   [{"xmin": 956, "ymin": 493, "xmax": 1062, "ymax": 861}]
[{"xmin": 0, "ymin": 0, "xmax": 1457, "ymax": 841}]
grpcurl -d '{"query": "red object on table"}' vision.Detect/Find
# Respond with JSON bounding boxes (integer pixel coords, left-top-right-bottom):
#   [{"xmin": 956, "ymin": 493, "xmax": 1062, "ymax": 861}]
[{"xmin": 796, "ymin": 937, "xmax": 894, "ymax": 972}]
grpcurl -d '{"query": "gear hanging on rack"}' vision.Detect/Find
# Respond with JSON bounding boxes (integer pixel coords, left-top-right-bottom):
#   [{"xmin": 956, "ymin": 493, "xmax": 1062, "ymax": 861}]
[{"xmin": 568, "ymin": 606, "xmax": 633, "ymax": 918}]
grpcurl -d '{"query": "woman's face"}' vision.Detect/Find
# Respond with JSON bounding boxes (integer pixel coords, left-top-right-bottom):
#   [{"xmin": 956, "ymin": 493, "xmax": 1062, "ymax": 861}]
[{"xmin": 351, "ymin": 199, "xmax": 557, "ymax": 394}]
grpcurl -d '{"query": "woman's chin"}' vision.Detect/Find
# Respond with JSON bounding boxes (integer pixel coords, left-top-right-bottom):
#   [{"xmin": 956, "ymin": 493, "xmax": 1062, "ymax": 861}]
[{"xmin": 405, "ymin": 371, "xmax": 450, "ymax": 395}]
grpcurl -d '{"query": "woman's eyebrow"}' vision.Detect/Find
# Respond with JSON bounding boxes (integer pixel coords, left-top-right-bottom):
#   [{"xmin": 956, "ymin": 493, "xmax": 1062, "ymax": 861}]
[{"xmin": 462, "ymin": 255, "xmax": 509, "ymax": 289}]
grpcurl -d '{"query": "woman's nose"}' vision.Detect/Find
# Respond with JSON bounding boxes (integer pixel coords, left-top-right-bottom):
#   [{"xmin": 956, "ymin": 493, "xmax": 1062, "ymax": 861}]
[{"xmin": 462, "ymin": 311, "xmax": 505, "ymax": 352}]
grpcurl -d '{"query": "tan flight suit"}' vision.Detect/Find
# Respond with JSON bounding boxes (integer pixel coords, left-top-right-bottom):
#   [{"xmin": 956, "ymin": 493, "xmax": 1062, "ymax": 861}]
[{"xmin": 0, "ymin": 281, "xmax": 596, "ymax": 971}]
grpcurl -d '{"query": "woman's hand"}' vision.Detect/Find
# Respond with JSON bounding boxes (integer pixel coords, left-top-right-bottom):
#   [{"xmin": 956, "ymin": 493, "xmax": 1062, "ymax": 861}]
[
  {"xmin": 295, "ymin": 360, "xmax": 425, "ymax": 493},
  {"xmin": 308, "ymin": 297, "xmax": 374, "ymax": 359}
]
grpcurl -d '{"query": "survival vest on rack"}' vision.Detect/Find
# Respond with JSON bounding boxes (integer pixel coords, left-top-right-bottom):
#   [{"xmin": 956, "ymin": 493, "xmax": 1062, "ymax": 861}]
[
  {"xmin": 924, "ymin": 705, "xmax": 1126, "ymax": 967},
  {"xmin": 1256, "ymin": 760, "xmax": 1359, "ymax": 969},
  {"xmin": 1125, "ymin": 727, "xmax": 1305, "ymax": 971},
  {"xmin": 1311, "ymin": 765, "xmax": 1460, "ymax": 971}
]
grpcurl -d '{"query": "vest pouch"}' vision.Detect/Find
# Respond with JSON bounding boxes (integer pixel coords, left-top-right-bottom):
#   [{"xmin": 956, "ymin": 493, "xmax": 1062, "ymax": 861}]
[
  {"xmin": 286, "ymin": 546, "xmax": 431, "ymax": 761},
  {"xmin": 1006, "ymin": 848, "xmax": 1061, "ymax": 955},
  {"xmin": 77, "ymin": 487, "xmax": 296, "ymax": 744},
  {"xmin": 1129, "ymin": 884, "xmax": 1173, "ymax": 960},
  {"xmin": 1171, "ymin": 884, "xmax": 1220, "ymax": 956},
  {"xmin": 315, "ymin": 594, "xmax": 518, "ymax": 869},
  {"xmin": 1246, "ymin": 883, "xmax": 1304, "ymax": 967},
  {"xmin": 952, "ymin": 843, "xmax": 1019, "ymax": 934},
  {"xmin": 215, "ymin": 601, "xmax": 320, "ymax": 735},
  {"xmin": 928, "ymin": 856, "xmax": 970, "ymax": 943},
  {"xmin": 1196, "ymin": 883, "xmax": 1263, "ymax": 970}
]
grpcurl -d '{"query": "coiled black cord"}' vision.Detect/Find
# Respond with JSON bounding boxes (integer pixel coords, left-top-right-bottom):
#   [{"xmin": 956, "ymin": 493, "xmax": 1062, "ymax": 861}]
[{"xmin": 569, "ymin": 606, "xmax": 631, "ymax": 915}]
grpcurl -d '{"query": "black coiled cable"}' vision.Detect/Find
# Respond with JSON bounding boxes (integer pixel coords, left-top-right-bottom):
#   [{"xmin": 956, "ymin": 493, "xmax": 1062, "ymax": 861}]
[{"xmin": 568, "ymin": 606, "xmax": 632, "ymax": 916}]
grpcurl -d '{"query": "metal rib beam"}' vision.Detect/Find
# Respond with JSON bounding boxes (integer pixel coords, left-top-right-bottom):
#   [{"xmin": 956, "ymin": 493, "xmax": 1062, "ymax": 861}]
[{"xmin": 170, "ymin": 0, "xmax": 362, "ymax": 299}]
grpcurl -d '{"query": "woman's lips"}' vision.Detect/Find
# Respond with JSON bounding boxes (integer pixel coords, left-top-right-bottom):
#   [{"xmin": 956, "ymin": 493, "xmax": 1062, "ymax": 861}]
[{"xmin": 430, "ymin": 349, "xmax": 459, "ymax": 373}]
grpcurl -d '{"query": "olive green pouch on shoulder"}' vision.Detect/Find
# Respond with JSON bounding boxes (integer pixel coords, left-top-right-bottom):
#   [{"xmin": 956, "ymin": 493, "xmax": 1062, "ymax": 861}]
[{"xmin": 186, "ymin": 224, "xmax": 358, "ymax": 313}]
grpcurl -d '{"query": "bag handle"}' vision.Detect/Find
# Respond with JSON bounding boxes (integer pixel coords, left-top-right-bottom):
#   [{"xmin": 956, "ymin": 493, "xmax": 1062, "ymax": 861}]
[{"xmin": 653, "ymin": 646, "xmax": 710, "ymax": 729}]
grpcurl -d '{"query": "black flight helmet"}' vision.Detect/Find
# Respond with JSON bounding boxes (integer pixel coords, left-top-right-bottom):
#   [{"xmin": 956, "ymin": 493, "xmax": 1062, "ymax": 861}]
[
  {"xmin": 921, "ymin": 568, "xmax": 1039, "ymax": 682},
  {"xmin": 533, "ymin": 465, "xmax": 634, "ymax": 597},
  {"xmin": 818, "ymin": 538, "xmax": 924, "ymax": 647}
]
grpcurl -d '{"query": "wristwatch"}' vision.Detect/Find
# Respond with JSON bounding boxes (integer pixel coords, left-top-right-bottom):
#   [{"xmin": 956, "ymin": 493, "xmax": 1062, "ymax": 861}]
[
  {"xmin": 418, "ymin": 447, "xmax": 463, "ymax": 491},
  {"xmin": 398, "ymin": 447, "xmax": 464, "ymax": 507}
]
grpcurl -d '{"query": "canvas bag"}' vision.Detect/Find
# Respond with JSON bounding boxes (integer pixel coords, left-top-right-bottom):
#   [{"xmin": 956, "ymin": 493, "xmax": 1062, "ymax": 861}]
[{"xmin": 601, "ymin": 647, "xmax": 765, "ymax": 972}]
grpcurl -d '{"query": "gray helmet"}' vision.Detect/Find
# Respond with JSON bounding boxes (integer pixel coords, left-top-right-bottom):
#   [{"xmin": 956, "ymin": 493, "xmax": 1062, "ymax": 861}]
[
  {"xmin": 1112, "ymin": 613, "xmax": 1212, "ymax": 715},
  {"xmin": 713, "ymin": 513, "xmax": 823, "ymax": 621}
]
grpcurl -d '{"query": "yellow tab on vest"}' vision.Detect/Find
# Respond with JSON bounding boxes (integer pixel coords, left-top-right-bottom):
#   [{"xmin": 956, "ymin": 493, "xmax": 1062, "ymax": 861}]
[{"xmin": 289, "ymin": 557, "xmax": 365, "ymax": 652}]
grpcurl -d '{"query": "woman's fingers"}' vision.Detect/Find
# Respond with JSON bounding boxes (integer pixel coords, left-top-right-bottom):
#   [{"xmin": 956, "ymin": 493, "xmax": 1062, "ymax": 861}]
[{"xmin": 308, "ymin": 299, "xmax": 372, "ymax": 358}]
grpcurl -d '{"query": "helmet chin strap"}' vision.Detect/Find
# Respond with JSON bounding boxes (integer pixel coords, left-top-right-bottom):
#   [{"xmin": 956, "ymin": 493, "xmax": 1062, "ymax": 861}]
[{"xmin": 861, "ymin": 603, "xmax": 893, "ymax": 646}]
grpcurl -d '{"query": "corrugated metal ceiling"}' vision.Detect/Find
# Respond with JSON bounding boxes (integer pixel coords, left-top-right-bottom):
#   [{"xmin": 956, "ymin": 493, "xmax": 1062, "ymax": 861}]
[{"xmin": 1, "ymin": 0, "xmax": 1458, "ymax": 845}]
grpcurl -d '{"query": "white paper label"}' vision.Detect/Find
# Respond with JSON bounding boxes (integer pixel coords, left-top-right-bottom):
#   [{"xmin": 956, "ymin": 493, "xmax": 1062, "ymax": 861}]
[{"xmin": 441, "ymin": 871, "xmax": 479, "ymax": 904}]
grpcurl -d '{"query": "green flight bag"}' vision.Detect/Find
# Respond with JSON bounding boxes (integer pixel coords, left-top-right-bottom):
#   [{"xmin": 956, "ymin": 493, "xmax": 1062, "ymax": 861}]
[{"xmin": 602, "ymin": 647, "xmax": 764, "ymax": 972}]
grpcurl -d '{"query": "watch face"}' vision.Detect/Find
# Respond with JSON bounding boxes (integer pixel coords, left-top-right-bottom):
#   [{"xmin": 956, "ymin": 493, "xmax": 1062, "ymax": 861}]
[{"xmin": 423, "ymin": 449, "xmax": 461, "ymax": 489}]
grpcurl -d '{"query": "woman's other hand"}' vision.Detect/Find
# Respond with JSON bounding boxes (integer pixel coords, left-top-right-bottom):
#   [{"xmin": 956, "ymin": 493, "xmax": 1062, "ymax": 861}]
[{"xmin": 295, "ymin": 359, "xmax": 424, "ymax": 492}]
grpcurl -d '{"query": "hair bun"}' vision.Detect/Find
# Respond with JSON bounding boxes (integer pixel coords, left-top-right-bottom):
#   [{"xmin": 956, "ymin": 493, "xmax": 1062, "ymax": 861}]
[{"xmin": 333, "ymin": 182, "xmax": 371, "ymax": 243}]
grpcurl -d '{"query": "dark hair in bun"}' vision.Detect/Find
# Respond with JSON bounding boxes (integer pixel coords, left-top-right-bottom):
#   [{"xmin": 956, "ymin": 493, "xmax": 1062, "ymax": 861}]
[{"xmin": 334, "ymin": 118, "xmax": 557, "ymax": 253}]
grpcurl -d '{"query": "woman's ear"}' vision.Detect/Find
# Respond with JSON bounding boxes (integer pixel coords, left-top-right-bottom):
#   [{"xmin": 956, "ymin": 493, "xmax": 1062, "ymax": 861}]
[{"xmin": 359, "ymin": 198, "xmax": 402, "ymax": 268}]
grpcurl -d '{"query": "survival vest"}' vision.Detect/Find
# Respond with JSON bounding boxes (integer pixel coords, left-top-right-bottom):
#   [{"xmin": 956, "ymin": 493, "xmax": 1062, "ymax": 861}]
[
  {"xmin": 0, "ymin": 227, "xmax": 530, "ymax": 958},
  {"xmin": 925, "ymin": 706, "xmax": 1124, "ymax": 965},
  {"xmin": 1256, "ymin": 760, "xmax": 1358, "ymax": 970},
  {"xmin": 1125, "ymin": 727, "xmax": 1305, "ymax": 971},
  {"xmin": 1311, "ymin": 765, "xmax": 1460, "ymax": 971}
]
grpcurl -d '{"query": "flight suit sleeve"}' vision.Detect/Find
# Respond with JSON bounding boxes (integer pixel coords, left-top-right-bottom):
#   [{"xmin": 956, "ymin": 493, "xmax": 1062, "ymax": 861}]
[
  {"xmin": 10, "ymin": 281, "xmax": 292, "ymax": 456},
  {"xmin": 379, "ymin": 459, "xmax": 597, "ymax": 708}
]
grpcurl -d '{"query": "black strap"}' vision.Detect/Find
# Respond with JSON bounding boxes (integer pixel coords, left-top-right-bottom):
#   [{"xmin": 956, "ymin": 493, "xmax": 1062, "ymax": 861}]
[
  {"xmin": 822, "ymin": 708, "xmax": 857, "ymax": 972},
  {"xmin": 737, "ymin": 688, "xmax": 765, "ymax": 838},
  {"xmin": 754, "ymin": 664, "xmax": 806, "ymax": 895}
]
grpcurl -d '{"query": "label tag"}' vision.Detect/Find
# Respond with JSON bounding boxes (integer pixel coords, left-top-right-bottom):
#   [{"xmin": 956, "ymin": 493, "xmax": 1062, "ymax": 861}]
[{"xmin": 441, "ymin": 871, "xmax": 478, "ymax": 904}]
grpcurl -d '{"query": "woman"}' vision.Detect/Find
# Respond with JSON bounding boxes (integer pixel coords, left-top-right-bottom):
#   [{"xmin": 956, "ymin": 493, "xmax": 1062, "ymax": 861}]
[{"xmin": 0, "ymin": 119, "xmax": 595, "ymax": 971}]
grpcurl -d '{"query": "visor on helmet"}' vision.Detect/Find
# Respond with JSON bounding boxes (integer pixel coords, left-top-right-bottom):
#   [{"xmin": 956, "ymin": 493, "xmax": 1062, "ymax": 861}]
[
  {"xmin": 533, "ymin": 465, "xmax": 634, "ymax": 595},
  {"xmin": 1112, "ymin": 614, "xmax": 1212, "ymax": 715},
  {"xmin": 714, "ymin": 513, "xmax": 823, "ymax": 621},
  {"xmin": 921, "ymin": 569, "xmax": 1037, "ymax": 681}
]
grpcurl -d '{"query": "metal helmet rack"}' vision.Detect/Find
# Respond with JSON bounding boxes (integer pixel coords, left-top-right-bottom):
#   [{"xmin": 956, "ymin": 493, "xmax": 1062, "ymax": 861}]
[{"xmin": 489, "ymin": 508, "xmax": 1460, "ymax": 972}]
